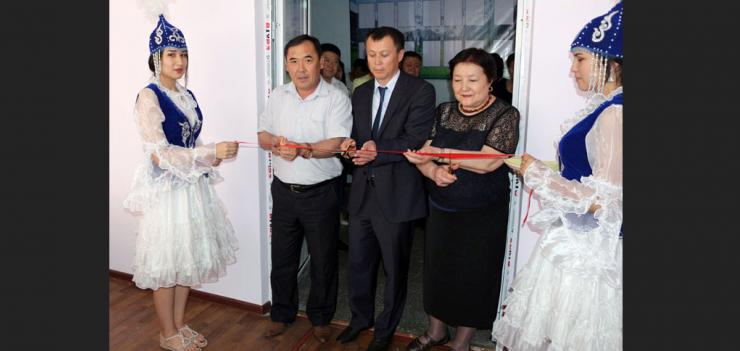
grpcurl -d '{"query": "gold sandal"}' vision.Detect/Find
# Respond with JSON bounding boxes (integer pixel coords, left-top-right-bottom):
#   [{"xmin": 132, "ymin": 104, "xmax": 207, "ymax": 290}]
[
  {"xmin": 159, "ymin": 332, "xmax": 201, "ymax": 351},
  {"xmin": 179, "ymin": 325, "xmax": 208, "ymax": 348}
]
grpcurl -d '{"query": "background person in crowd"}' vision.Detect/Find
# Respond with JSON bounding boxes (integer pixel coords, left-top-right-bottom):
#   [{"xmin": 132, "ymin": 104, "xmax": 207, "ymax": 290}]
[
  {"xmin": 350, "ymin": 58, "xmax": 373, "ymax": 94},
  {"xmin": 400, "ymin": 50, "xmax": 422, "ymax": 77},
  {"xmin": 320, "ymin": 43, "xmax": 351, "ymax": 96},
  {"xmin": 491, "ymin": 53, "xmax": 515, "ymax": 104}
]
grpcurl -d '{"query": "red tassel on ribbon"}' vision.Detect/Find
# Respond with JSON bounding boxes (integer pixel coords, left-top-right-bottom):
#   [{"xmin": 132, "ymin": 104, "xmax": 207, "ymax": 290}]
[{"xmin": 521, "ymin": 188, "xmax": 534, "ymax": 227}]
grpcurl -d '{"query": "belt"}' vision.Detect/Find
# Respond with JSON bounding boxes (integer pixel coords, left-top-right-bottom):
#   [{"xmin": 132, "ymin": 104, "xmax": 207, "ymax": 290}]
[{"xmin": 275, "ymin": 177, "xmax": 336, "ymax": 193}]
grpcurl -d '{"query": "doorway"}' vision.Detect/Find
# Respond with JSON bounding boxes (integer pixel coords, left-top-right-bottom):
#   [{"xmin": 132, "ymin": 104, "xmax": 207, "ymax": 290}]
[{"xmin": 268, "ymin": 0, "xmax": 529, "ymax": 348}]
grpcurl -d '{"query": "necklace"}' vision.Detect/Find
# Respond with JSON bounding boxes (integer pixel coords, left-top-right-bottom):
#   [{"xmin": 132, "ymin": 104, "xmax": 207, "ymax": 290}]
[{"xmin": 458, "ymin": 94, "xmax": 494, "ymax": 114}]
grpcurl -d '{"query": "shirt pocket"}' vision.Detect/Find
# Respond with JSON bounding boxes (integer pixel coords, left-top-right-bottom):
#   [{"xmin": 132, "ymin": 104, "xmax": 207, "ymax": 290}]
[{"xmin": 302, "ymin": 104, "xmax": 328, "ymax": 140}]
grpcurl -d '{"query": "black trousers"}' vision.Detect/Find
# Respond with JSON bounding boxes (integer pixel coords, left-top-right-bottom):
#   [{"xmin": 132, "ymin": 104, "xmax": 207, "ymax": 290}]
[
  {"xmin": 347, "ymin": 185, "xmax": 415, "ymax": 340},
  {"xmin": 269, "ymin": 176, "xmax": 340, "ymax": 326}
]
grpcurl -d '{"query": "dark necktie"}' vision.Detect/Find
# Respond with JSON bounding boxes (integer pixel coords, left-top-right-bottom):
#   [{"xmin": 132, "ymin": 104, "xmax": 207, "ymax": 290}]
[
  {"xmin": 371, "ymin": 87, "xmax": 387, "ymax": 139},
  {"xmin": 369, "ymin": 86, "xmax": 387, "ymax": 178}
]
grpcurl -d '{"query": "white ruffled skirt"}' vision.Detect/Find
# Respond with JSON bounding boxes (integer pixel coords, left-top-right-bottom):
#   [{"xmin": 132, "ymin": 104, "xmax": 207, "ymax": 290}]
[
  {"xmin": 129, "ymin": 175, "xmax": 239, "ymax": 290},
  {"xmin": 492, "ymin": 216, "xmax": 622, "ymax": 351}
]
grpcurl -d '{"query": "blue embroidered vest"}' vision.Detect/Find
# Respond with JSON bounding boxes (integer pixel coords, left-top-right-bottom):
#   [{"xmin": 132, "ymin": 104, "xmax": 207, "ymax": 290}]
[
  {"xmin": 143, "ymin": 83, "xmax": 203, "ymax": 148},
  {"xmin": 559, "ymin": 93, "xmax": 622, "ymax": 181},
  {"xmin": 558, "ymin": 92, "xmax": 623, "ymax": 235}
]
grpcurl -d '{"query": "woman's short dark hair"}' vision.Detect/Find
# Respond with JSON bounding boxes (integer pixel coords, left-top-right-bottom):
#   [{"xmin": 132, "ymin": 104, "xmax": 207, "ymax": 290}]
[
  {"xmin": 365, "ymin": 26, "xmax": 405, "ymax": 52},
  {"xmin": 284, "ymin": 34, "xmax": 321, "ymax": 58},
  {"xmin": 506, "ymin": 53, "xmax": 515, "ymax": 67},
  {"xmin": 449, "ymin": 48, "xmax": 498, "ymax": 82},
  {"xmin": 489, "ymin": 53, "xmax": 504, "ymax": 82}
]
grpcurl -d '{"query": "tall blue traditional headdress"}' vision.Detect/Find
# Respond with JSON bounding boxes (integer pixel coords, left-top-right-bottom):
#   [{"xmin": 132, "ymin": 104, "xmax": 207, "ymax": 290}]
[
  {"xmin": 570, "ymin": 1, "xmax": 623, "ymax": 93},
  {"xmin": 148, "ymin": 15, "xmax": 188, "ymax": 84},
  {"xmin": 139, "ymin": 0, "xmax": 189, "ymax": 85},
  {"xmin": 149, "ymin": 15, "xmax": 188, "ymax": 55}
]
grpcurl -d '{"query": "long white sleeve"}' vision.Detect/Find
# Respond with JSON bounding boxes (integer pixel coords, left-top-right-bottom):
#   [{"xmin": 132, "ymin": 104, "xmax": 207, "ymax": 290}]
[
  {"xmin": 124, "ymin": 88, "xmax": 218, "ymax": 214},
  {"xmin": 524, "ymin": 105, "xmax": 622, "ymax": 224},
  {"xmin": 134, "ymin": 88, "xmax": 216, "ymax": 183}
]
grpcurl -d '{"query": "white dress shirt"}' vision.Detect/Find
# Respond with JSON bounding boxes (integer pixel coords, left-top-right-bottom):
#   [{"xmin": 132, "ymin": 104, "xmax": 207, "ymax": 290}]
[
  {"xmin": 258, "ymin": 78, "xmax": 353, "ymax": 185},
  {"xmin": 371, "ymin": 70, "xmax": 401, "ymax": 132},
  {"xmin": 329, "ymin": 77, "xmax": 351, "ymax": 97}
]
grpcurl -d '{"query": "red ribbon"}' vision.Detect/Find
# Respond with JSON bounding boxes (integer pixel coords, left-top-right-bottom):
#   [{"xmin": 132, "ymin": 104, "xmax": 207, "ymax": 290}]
[
  {"xmin": 235, "ymin": 141, "xmax": 520, "ymax": 159},
  {"xmin": 238, "ymin": 140, "xmax": 535, "ymax": 227}
]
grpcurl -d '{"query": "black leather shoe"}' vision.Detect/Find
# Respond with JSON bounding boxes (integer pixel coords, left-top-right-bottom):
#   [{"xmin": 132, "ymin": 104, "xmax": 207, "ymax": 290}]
[
  {"xmin": 367, "ymin": 336, "xmax": 392, "ymax": 351},
  {"xmin": 405, "ymin": 331, "xmax": 450, "ymax": 351},
  {"xmin": 336, "ymin": 326, "xmax": 368, "ymax": 344}
]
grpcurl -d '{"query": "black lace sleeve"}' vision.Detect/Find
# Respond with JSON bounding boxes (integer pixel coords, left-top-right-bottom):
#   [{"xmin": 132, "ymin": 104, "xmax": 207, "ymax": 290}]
[
  {"xmin": 485, "ymin": 105, "xmax": 520, "ymax": 155},
  {"xmin": 429, "ymin": 103, "xmax": 451, "ymax": 140}
]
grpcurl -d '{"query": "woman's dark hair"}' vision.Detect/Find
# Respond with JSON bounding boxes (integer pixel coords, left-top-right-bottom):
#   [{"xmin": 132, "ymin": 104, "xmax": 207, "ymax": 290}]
[
  {"xmin": 506, "ymin": 53, "xmax": 515, "ymax": 67},
  {"xmin": 284, "ymin": 34, "xmax": 321, "ymax": 58},
  {"xmin": 489, "ymin": 53, "xmax": 504, "ymax": 82},
  {"xmin": 449, "ymin": 48, "xmax": 497, "ymax": 82},
  {"xmin": 148, "ymin": 54, "xmax": 155, "ymax": 72}
]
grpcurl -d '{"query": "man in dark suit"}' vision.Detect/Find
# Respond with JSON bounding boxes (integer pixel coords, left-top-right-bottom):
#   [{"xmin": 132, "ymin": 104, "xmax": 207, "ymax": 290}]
[{"xmin": 337, "ymin": 27, "xmax": 436, "ymax": 351}]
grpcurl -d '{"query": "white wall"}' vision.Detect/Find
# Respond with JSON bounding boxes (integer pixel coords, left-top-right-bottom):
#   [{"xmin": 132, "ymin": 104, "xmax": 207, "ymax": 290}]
[
  {"xmin": 310, "ymin": 0, "xmax": 352, "ymax": 79},
  {"xmin": 109, "ymin": 0, "xmax": 271, "ymax": 305},
  {"xmin": 514, "ymin": 0, "xmax": 618, "ymax": 271},
  {"xmin": 427, "ymin": 78, "xmax": 453, "ymax": 106}
]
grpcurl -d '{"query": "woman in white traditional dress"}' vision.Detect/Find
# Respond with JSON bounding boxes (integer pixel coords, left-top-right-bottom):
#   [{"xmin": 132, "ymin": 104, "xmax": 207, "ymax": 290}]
[
  {"xmin": 123, "ymin": 14, "xmax": 240, "ymax": 351},
  {"xmin": 492, "ymin": 2, "xmax": 623, "ymax": 350}
]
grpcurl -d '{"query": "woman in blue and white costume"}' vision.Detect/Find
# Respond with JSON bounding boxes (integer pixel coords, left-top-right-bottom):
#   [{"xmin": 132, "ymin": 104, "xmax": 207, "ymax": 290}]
[
  {"xmin": 492, "ymin": 2, "xmax": 623, "ymax": 350},
  {"xmin": 124, "ymin": 14, "xmax": 240, "ymax": 351}
]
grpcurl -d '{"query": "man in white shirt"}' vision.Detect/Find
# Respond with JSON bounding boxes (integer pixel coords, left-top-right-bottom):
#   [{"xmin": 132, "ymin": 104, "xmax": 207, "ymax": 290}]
[
  {"xmin": 257, "ymin": 34, "xmax": 352, "ymax": 344},
  {"xmin": 320, "ymin": 43, "xmax": 351, "ymax": 96}
]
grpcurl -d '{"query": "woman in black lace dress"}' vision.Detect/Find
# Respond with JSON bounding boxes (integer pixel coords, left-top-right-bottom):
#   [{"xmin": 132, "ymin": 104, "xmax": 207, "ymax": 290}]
[{"xmin": 403, "ymin": 48, "xmax": 520, "ymax": 351}]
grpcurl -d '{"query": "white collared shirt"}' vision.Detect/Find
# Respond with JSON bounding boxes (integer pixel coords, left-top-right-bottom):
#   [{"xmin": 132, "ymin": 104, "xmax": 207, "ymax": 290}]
[
  {"xmin": 258, "ymin": 79, "xmax": 353, "ymax": 185},
  {"xmin": 329, "ymin": 77, "xmax": 350, "ymax": 97},
  {"xmin": 371, "ymin": 70, "xmax": 401, "ymax": 131}
]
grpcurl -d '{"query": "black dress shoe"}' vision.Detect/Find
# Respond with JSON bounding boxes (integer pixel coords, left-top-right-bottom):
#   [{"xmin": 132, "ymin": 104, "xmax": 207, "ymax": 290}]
[
  {"xmin": 336, "ymin": 325, "xmax": 367, "ymax": 344},
  {"xmin": 405, "ymin": 331, "xmax": 450, "ymax": 351},
  {"xmin": 367, "ymin": 336, "xmax": 392, "ymax": 351}
]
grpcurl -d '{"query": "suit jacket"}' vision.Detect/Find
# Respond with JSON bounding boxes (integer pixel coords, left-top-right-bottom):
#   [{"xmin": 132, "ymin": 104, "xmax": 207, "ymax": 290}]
[{"xmin": 348, "ymin": 72, "xmax": 436, "ymax": 223}]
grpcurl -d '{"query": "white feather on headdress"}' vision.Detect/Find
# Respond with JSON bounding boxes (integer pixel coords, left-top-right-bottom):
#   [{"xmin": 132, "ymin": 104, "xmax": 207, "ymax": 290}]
[{"xmin": 137, "ymin": 0, "xmax": 177, "ymax": 23}]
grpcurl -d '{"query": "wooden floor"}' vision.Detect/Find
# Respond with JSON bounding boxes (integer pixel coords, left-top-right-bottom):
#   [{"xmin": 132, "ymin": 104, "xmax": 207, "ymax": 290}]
[{"xmin": 110, "ymin": 276, "xmax": 463, "ymax": 351}]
